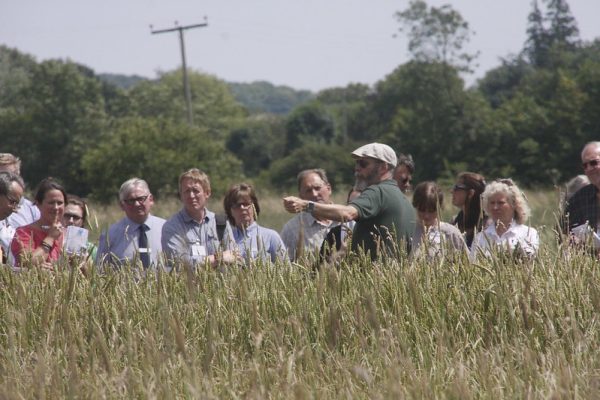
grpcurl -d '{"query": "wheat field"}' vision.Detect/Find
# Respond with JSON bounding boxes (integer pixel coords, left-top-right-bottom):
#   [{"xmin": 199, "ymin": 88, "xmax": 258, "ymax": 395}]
[{"xmin": 1, "ymin": 189, "xmax": 598, "ymax": 398}]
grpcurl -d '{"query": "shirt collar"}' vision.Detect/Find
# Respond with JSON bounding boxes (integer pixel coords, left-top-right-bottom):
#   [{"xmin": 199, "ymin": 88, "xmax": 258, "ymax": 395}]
[
  {"xmin": 233, "ymin": 221, "xmax": 258, "ymax": 239},
  {"xmin": 485, "ymin": 219, "xmax": 519, "ymax": 236},
  {"xmin": 125, "ymin": 215, "xmax": 151, "ymax": 229},
  {"xmin": 181, "ymin": 207, "xmax": 213, "ymax": 224}
]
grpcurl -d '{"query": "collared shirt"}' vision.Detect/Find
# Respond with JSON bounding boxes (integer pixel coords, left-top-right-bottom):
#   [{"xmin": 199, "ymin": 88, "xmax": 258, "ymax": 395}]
[
  {"xmin": 7, "ymin": 198, "xmax": 40, "ymax": 228},
  {"xmin": 0, "ymin": 219, "xmax": 15, "ymax": 262},
  {"xmin": 470, "ymin": 220, "xmax": 539, "ymax": 260},
  {"xmin": 227, "ymin": 222, "xmax": 287, "ymax": 264},
  {"xmin": 280, "ymin": 212, "xmax": 337, "ymax": 261},
  {"xmin": 350, "ymin": 179, "xmax": 416, "ymax": 260},
  {"xmin": 562, "ymin": 184, "xmax": 599, "ymax": 232},
  {"xmin": 161, "ymin": 208, "xmax": 232, "ymax": 268},
  {"xmin": 96, "ymin": 214, "xmax": 165, "ymax": 269},
  {"xmin": 412, "ymin": 221, "xmax": 468, "ymax": 261}
]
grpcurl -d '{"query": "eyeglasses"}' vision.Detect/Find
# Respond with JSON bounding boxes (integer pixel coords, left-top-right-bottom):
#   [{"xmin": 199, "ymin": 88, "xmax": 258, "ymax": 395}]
[
  {"xmin": 123, "ymin": 195, "xmax": 149, "ymax": 206},
  {"xmin": 355, "ymin": 159, "xmax": 370, "ymax": 168},
  {"xmin": 232, "ymin": 202, "xmax": 253, "ymax": 210},
  {"xmin": 64, "ymin": 213, "xmax": 83, "ymax": 222},
  {"xmin": 582, "ymin": 159, "xmax": 600, "ymax": 170},
  {"xmin": 3, "ymin": 194, "xmax": 21, "ymax": 208},
  {"xmin": 452, "ymin": 184, "xmax": 468, "ymax": 191}
]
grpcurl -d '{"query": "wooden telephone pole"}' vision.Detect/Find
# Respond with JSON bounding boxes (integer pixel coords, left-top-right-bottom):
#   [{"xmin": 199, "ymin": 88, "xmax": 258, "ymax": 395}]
[{"xmin": 151, "ymin": 19, "xmax": 208, "ymax": 125}]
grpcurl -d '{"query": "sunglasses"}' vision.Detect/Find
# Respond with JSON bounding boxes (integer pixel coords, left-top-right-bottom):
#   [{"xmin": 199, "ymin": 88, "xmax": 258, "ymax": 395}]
[
  {"xmin": 582, "ymin": 159, "xmax": 600, "ymax": 170},
  {"xmin": 452, "ymin": 184, "xmax": 468, "ymax": 191},
  {"xmin": 123, "ymin": 195, "xmax": 149, "ymax": 206},
  {"xmin": 232, "ymin": 202, "xmax": 253, "ymax": 210},
  {"xmin": 355, "ymin": 159, "xmax": 371, "ymax": 168},
  {"xmin": 64, "ymin": 213, "xmax": 83, "ymax": 222},
  {"xmin": 3, "ymin": 194, "xmax": 21, "ymax": 208}
]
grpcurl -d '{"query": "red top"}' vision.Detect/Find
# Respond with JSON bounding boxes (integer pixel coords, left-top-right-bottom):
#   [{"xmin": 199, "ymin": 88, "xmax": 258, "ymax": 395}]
[{"xmin": 10, "ymin": 225, "xmax": 63, "ymax": 268}]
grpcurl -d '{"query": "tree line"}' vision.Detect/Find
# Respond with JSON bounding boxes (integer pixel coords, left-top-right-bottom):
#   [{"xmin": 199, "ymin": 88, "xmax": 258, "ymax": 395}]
[{"xmin": 1, "ymin": 0, "xmax": 598, "ymax": 202}]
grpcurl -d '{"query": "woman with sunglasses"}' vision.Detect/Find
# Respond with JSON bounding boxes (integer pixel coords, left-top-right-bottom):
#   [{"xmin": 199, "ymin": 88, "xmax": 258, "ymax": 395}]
[
  {"xmin": 223, "ymin": 183, "xmax": 287, "ymax": 265},
  {"xmin": 10, "ymin": 178, "xmax": 66, "ymax": 270},
  {"xmin": 470, "ymin": 179, "xmax": 539, "ymax": 260},
  {"xmin": 451, "ymin": 172, "xmax": 487, "ymax": 248}
]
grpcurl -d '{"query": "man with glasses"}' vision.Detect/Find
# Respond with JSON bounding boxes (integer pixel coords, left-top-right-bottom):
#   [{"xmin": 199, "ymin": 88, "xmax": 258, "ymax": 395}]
[
  {"xmin": 283, "ymin": 143, "xmax": 416, "ymax": 261},
  {"xmin": 96, "ymin": 178, "xmax": 165, "ymax": 270},
  {"xmin": 162, "ymin": 168, "xmax": 237, "ymax": 270},
  {"xmin": 280, "ymin": 168, "xmax": 337, "ymax": 261},
  {"xmin": 0, "ymin": 171, "xmax": 25, "ymax": 263},
  {"xmin": 562, "ymin": 142, "xmax": 600, "ymax": 241},
  {"xmin": 0, "ymin": 153, "xmax": 40, "ymax": 228}
]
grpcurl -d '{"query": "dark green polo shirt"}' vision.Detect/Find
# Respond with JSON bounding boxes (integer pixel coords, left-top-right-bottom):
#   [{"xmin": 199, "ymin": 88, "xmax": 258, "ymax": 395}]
[{"xmin": 350, "ymin": 179, "xmax": 416, "ymax": 260}]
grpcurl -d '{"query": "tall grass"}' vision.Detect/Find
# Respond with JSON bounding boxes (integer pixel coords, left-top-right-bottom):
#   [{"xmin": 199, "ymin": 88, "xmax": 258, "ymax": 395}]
[{"xmin": 1, "ymin": 189, "xmax": 598, "ymax": 398}]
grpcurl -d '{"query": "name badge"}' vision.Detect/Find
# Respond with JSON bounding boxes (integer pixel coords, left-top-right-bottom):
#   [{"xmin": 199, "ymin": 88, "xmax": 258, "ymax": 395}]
[{"xmin": 191, "ymin": 244, "xmax": 206, "ymax": 258}]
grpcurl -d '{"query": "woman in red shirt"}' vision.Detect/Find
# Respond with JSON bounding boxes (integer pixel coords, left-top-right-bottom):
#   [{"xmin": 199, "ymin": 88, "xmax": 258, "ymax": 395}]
[{"xmin": 10, "ymin": 178, "xmax": 67, "ymax": 270}]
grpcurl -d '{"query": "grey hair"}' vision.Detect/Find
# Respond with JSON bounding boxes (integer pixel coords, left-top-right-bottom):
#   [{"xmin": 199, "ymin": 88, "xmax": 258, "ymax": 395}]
[
  {"xmin": 119, "ymin": 178, "xmax": 150, "ymax": 201},
  {"xmin": 0, "ymin": 171, "xmax": 24, "ymax": 195},
  {"xmin": 481, "ymin": 179, "xmax": 531, "ymax": 224},
  {"xmin": 565, "ymin": 174, "xmax": 590, "ymax": 201},
  {"xmin": 296, "ymin": 169, "xmax": 330, "ymax": 192},
  {"xmin": 396, "ymin": 153, "xmax": 415, "ymax": 173},
  {"xmin": 0, "ymin": 153, "xmax": 21, "ymax": 174},
  {"xmin": 581, "ymin": 141, "xmax": 600, "ymax": 159}
]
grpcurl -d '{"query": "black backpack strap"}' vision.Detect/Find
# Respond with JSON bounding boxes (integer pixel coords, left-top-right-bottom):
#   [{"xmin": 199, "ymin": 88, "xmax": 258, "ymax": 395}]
[{"xmin": 214, "ymin": 213, "xmax": 228, "ymax": 242}]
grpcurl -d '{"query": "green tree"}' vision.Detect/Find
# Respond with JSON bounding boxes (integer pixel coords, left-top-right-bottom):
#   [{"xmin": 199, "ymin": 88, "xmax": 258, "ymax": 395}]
[
  {"xmin": 228, "ymin": 81, "xmax": 313, "ymax": 115},
  {"xmin": 82, "ymin": 117, "xmax": 242, "ymax": 202},
  {"xmin": 128, "ymin": 70, "xmax": 245, "ymax": 138},
  {"xmin": 394, "ymin": 0, "xmax": 478, "ymax": 72},
  {"xmin": 284, "ymin": 102, "xmax": 335, "ymax": 154},
  {"xmin": 226, "ymin": 115, "xmax": 286, "ymax": 176},
  {"xmin": 268, "ymin": 142, "xmax": 355, "ymax": 191},
  {"xmin": 13, "ymin": 60, "xmax": 106, "ymax": 193},
  {"xmin": 315, "ymin": 83, "xmax": 375, "ymax": 143}
]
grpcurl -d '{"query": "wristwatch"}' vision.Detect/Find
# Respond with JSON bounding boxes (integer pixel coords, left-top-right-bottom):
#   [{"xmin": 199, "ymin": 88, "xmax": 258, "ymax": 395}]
[{"xmin": 305, "ymin": 201, "xmax": 315, "ymax": 214}]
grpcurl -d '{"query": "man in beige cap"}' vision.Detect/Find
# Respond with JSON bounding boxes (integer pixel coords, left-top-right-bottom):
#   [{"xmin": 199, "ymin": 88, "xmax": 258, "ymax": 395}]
[{"xmin": 283, "ymin": 142, "xmax": 416, "ymax": 261}]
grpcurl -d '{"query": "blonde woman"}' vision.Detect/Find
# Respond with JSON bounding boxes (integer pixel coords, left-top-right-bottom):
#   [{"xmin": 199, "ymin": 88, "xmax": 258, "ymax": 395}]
[{"xmin": 470, "ymin": 179, "xmax": 539, "ymax": 260}]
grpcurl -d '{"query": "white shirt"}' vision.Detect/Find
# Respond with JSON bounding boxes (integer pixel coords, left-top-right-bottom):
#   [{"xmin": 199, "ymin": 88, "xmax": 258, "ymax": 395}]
[
  {"xmin": 470, "ymin": 220, "xmax": 539, "ymax": 260},
  {"xmin": 0, "ymin": 219, "xmax": 15, "ymax": 259}
]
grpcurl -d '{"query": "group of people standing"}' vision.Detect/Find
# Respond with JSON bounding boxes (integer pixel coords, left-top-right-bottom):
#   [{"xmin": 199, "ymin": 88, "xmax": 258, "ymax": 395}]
[{"xmin": 1, "ymin": 141, "xmax": 599, "ymax": 272}]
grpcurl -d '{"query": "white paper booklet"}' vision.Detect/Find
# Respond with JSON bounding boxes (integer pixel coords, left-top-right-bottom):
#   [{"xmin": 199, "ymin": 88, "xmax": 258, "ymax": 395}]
[{"xmin": 64, "ymin": 226, "xmax": 89, "ymax": 255}]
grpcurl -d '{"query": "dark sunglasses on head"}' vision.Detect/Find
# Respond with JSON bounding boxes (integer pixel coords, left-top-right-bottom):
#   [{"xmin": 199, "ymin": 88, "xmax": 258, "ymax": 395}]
[{"xmin": 582, "ymin": 159, "xmax": 600, "ymax": 170}]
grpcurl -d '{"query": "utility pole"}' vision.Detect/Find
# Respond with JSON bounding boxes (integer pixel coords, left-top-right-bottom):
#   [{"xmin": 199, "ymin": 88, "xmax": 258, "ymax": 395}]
[{"xmin": 151, "ymin": 19, "xmax": 208, "ymax": 125}]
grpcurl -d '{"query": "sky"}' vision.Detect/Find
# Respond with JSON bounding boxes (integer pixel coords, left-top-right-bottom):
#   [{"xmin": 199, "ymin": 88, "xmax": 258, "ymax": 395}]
[{"xmin": 1, "ymin": 0, "xmax": 600, "ymax": 92}]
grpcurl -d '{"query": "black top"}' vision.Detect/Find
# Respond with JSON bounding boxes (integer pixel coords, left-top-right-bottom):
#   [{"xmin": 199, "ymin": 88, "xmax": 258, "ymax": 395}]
[{"xmin": 563, "ymin": 183, "xmax": 599, "ymax": 232}]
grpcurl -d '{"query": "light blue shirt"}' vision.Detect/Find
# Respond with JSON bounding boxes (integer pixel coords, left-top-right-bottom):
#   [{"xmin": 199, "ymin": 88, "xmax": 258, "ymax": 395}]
[
  {"xmin": 7, "ymin": 198, "xmax": 40, "ymax": 228},
  {"xmin": 96, "ymin": 214, "xmax": 165, "ymax": 269},
  {"xmin": 161, "ymin": 208, "xmax": 232, "ymax": 268},
  {"xmin": 227, "ymin": 222, "xmax": 287, "ymax": 264}
]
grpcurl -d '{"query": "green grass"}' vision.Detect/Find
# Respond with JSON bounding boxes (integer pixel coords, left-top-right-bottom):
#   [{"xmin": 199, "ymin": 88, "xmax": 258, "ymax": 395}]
[{"xmin": 2, "ymin": 189, "xmax": 597, "ymax": 398}]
